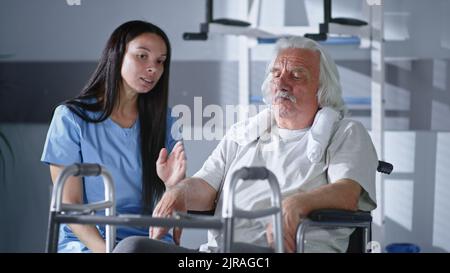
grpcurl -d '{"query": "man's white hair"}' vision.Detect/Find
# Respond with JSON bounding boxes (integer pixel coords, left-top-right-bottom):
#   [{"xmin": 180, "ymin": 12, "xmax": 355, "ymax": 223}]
[{"xmin": 261, "ymin": 36, "xmax": 347, "ymax": 116}]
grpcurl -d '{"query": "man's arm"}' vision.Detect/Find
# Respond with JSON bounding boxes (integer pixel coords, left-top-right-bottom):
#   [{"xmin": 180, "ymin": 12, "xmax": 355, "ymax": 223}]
[
  {"xmin": 266, "ymin": 179, "xmax": 362, "ymax": 252},
  {"xmin": 290, "ymin": 178, "xmax": 362, "ymax": 215},
  {"xmin": 183, "ymin": 177, "xmax": 218, "ymax": 211},
  {"xmin": 150, "ymin": 177, "xmax": 217, "ymax": 243}
]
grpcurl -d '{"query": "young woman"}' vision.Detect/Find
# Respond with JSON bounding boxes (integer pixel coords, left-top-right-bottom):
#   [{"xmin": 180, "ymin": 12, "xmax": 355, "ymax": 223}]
[{"xmin": 41, "ymin": 20, "xmax": 186, "ymax": 253}]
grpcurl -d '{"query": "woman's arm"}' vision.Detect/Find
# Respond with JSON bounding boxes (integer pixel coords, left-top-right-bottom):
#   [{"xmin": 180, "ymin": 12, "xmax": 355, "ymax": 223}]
[{"xmin": 50, "ymin": 164, "xmax": 107, "ymax": 253}]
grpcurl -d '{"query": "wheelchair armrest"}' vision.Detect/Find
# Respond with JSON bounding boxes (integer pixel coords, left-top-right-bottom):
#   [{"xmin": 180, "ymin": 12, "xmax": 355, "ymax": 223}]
[
  {"xmin": 296, "ymin": 209, "xmax": 372, "ymax": 253},
  {"xmin": 187, "ymin": 210, "xmax": 215, "ymax": 216},
  {"xmin": 187, "ymin": 209, "xmax": 372, "ymax": 222},
  {"xmin": 308, "ymin": 209, "xmax": 372, "ymax": 223},
  {"xmin": 173, "ymin": 211, "xmax": 218, "ymax": 221}
]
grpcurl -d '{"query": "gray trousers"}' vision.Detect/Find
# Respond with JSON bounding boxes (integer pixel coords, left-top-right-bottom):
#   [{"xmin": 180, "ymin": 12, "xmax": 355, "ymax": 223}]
[{"xmin": 113, "ymin": 236, "xmax": 274, "ymax": 253}]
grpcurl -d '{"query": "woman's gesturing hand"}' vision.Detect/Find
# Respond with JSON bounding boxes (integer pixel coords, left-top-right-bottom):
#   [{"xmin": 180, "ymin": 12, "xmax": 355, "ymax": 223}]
[{"xmin": 156, "ymin": 141, "xmax": 186, "ymax": 189}]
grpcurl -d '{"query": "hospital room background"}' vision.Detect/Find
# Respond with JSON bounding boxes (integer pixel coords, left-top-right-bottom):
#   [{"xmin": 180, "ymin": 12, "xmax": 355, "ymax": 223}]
[{"xmin": 0, "ymin": 0, "xmax": 449, "ymax": 253}]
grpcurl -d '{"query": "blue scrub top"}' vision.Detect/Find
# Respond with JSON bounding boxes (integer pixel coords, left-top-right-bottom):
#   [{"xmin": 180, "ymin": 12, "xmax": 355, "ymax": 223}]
[{"xmin": 41, "ymin": 104, "xmax": 181, "ymax": 250}]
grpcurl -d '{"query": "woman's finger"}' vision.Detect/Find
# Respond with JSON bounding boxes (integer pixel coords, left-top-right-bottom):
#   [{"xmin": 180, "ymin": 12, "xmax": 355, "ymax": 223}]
[
  {"xmin": 173, "ymin": 141, "xmax": 183, "ymax": 154},
  {"xmin": 173, "ymin": 141, "xmax": 182, "ymax": 149},
  {"xmin": 180, "ymin": 155, "xmax": 186, "ymax": 169},
  {"xmin": 177, "ymin": 150, "xmax": 185, "ymax": 161},
  {"xmin": 157, "ymin": 148, "xmax": 168, "ymax": 165},
  {"xmin": 171, "ymin": 143, "xmax": 183, "ymax": 159}
]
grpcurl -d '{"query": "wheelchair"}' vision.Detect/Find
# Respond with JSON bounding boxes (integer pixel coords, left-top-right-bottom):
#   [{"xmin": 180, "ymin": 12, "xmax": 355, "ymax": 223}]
[{"xmin": 296, "ymin": 161, "xmax": 393, "ymax": 253}]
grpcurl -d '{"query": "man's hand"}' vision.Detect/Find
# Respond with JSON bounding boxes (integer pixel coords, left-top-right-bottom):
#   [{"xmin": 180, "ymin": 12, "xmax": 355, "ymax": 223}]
[
  {"xmin": 265, "ymin": 180, "xmax": 361, "ymax": 252},
  {"xmin": 266, "ymin": 193, "xmax": 308, "ymax": 253},
  {"xmin": 156, "ymin": 141, "xmax": 186, "ymax": 189},
  {"xmin": 150, "ymin": 186, "xmax": 187, "ymax": 245}
]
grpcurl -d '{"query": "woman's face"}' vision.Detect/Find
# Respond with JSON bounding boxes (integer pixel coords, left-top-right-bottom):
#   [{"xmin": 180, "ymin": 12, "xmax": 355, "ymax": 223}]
[{"xmin": 120, "ymin": 32, "xmax": 167, "ymax": 94}]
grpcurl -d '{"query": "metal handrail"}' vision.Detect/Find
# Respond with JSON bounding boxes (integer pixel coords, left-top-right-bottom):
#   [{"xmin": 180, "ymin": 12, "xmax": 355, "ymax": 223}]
[
  {"xmin": 47, "ymin": 163, "xmax": 116, "ymax": 253},
  {"xmin": 222, "ymin": 167, "xmax": 284, "ymax": 253}
]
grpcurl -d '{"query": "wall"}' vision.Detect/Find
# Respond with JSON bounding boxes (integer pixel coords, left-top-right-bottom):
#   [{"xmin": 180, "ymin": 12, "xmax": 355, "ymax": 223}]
[
  {"xmin": 0, "ymin": 0, "xmax": 233, "ymax": 61},
  {"xmin": 0, "ymin": 124, "xmax": 51, "ymax": 252},
  {"xmin": 381, "ymin": 131, "xmax": 450, "ymax": 252}
]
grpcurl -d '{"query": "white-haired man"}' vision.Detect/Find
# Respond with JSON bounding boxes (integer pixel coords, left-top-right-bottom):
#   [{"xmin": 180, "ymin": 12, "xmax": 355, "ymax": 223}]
[{"xmin": 114, "ymin": 36, "xmax": 378, "ymax": 253}]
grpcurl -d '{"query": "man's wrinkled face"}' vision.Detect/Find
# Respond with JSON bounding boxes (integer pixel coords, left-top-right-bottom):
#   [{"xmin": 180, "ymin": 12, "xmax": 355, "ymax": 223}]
[{"xmin": 269, "ymin": 48, "xmax": 320, "ymax": 118}]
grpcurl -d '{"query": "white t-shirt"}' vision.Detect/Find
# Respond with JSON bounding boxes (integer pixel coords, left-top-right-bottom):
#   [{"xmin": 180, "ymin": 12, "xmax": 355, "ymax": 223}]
[{"xmin": 194, "ymin": 109, "xmax": 378, "ymax": 253}]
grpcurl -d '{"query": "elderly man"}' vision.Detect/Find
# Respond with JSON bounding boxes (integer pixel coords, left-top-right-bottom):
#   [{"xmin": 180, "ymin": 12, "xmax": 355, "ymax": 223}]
[{"xmin": 114, "ymin": 36, "xmax": 378, "ymax": 253}]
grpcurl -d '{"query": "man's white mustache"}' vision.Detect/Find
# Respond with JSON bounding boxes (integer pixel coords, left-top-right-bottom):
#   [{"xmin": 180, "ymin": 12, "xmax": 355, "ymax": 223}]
[{"xmin": 274, "ymin": 91, "xmax": 297, "ymax": 103}]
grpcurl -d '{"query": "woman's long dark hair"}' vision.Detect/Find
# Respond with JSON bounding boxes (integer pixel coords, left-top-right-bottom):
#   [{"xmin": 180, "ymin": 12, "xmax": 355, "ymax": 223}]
[{"xmin": 64, "ymin": 20, "xmax": 171, "ymax": 214}]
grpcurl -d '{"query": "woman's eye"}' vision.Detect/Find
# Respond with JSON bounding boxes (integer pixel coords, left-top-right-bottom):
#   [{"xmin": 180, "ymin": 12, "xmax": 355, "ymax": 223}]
[{"xmin": 137, "ymin": 54, "xmax": 147, "ymax": 60}]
